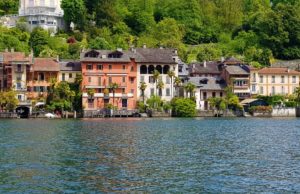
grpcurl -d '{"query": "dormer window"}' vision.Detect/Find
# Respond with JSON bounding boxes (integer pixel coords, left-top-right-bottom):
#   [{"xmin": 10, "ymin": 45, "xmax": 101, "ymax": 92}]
[
  {"xmin": 108, "ymin": 51, "xmax": 123, "ymax": 58},
  {"xmin": 85, "ymin": 50, "xmax": 99, "ymax": 58},
  {"xmin": 200, "ymin": 78, "xmax": 208, "ymax": 84},
  {"xmin": 87, "ymin": 64, "xmax": 93, "ymax": 70}
]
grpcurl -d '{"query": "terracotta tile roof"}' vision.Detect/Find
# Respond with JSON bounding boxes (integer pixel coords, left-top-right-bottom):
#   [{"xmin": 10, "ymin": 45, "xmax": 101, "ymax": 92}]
[
  {"xmin": 33, "ymin": 58, "xmax": 60, "ymax": 72},
  {"xmin": 258, "ymin": 67, "xmax": 300, "ymax": 75},
  {"xmin": 0, "ymin": 52, "xmax": 32, "ymax": 63}
]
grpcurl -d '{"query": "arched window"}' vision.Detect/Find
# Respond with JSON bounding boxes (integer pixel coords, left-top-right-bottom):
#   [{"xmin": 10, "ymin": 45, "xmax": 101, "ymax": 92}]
[
  {"xmin": 156, "ymin": 65, "xmax": 162, "ymax": 74},
  {"xmin": 140, "ymin": 65, "xmax": 147, "ymax": 74},
  {"xmin": 148, "ymin": 65, "xmax": 155, "ymax": 74},
  {"xmin": 163, "ymin": 65, "xmax": 170, "ymax": 74}
]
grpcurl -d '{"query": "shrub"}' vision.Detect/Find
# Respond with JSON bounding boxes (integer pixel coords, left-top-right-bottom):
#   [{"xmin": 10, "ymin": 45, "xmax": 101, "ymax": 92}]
[
  {"xmin": 284, "ymin": 101, "xmax": 297, "ymax": 108},
  {"xmin": 171, "ymin": 98, "xmax": 196, "ymax": 117},
  {"xmin": 249, "ymin": 106, "xmax": 273, "ymax": 114}
]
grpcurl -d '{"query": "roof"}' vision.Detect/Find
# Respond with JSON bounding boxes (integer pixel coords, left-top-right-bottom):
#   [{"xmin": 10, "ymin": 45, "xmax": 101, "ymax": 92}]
[
  {"xmin": 223, "ymin": 56, "xmax": 243, "ymax": 65},
  {"xmin": 59, "ymin": 60, "xmax": 81, "ymax": 71},
  {"xmin": 33, "ymin": 58, "xmax": 60, "ymax": 72},
  {"xmin": 178, "ymin": 59, "xmax": 189, "ymax": 77},
  {"xmin": 272, "ymin": 59, "xmax": 300, "ymax": 70},
  {"xmin": 258, "ymin": 67, "xmax": 300, "ymax": 75},
  {"xmin": 189, "ymin": 61, "xmax": 221, "ymax": 75},
  {"xmin": 225, "ymin": 65, "xmax": 249, "ymax": 75},
  {"xmin": 0, "ymin": 52, "xmax": 32, "ymax": 63},
  {"xmin": 240, "ymin": 99, "xmax": 259, "ymax": 105},
  {"xmin": 134, "ymin": 48, "xmax": 178, "ymax": 64},
  {"xmin": 187, "ymin": 77, "xmax": 226, "ymax": 90},
  {"xmin": 80, "ymin": 49, "xmax": 132, "ymax": 63}
]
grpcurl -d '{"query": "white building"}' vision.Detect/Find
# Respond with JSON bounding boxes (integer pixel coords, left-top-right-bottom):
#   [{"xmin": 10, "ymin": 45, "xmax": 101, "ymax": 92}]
[
  {"xmin": 135, "ymin": 47, "xmax": 179, "ymax": 102},
  {"xmin": 19, "ymin": 0, "xmax": 64, "ymax": 32}
]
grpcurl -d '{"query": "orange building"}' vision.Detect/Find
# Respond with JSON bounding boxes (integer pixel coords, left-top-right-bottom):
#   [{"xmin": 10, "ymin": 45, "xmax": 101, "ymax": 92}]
[
  {"xmin": 27, "ymin": 58, "xmax": 60, "ymax": 99},
  {"xmin": 81, "ymin": 49, "xmax": 137, "ymax": 113}
]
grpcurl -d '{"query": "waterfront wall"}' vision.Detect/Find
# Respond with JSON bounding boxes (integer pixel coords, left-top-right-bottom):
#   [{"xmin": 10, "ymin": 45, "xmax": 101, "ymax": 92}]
[{"xmin": 272, "ymin": 108, "xmax": 296, "ymax": 117}]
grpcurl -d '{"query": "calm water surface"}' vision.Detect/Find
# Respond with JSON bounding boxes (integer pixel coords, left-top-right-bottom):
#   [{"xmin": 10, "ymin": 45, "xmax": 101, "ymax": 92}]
[{"xmin": 1, "ymin": 118, "xmax": 300, "ymax": 193}]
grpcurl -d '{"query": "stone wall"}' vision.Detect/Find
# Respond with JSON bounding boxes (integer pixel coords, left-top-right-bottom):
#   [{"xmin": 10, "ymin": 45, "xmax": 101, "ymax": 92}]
[{"xmin": 272, "ymin": 108, "xmax": 296, "ymax": 117}]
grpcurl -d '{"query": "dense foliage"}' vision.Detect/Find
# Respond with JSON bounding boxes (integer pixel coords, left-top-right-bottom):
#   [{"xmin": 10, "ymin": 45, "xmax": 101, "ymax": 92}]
[
  {"xmin": 171, "ymin": 97, "xmax": 196, "ymax": 117},
  {"xmin": 1, "ymin": 0, "xmax": 300, "ymax": 64}
]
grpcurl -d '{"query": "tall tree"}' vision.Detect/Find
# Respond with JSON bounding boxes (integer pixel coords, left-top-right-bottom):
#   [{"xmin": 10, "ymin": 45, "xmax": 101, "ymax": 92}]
[{"xmin": 61, "ymin": 0, "xmax": 87, "ymax": 31}]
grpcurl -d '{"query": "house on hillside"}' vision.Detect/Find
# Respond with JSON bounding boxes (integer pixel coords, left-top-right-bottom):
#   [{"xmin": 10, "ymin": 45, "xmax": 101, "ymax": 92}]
[{"xmin": 59, "ymin": 60, "xmax": 81, "ymax": 83}]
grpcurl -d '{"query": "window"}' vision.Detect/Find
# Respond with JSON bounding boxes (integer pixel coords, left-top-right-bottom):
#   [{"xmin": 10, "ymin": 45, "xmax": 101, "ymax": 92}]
[
  {"xmin": 149, "ymin": 76, "xmax": 155, "ymax": 83},
  {"xmin": 98, "ymin": 77, "xmax": 101, "ymax": 85},
  {"xmin": 40, "ymin": 86, "xmax": 44, "ymax": 92},
  {"xmin": 39, "ymin": 73, "xmax": 45, "ymax": 81},
  {"xmin": 131, "ymin": 89, "xmax": 134, "ymax": 94},
  {"xmin": 122, "ymin": 76, "xmax": 126, "ymax": 83},
  {"xmin": 88, "ymin": 77, "xmax": 91, "ymax": 83},
  {"xmin": 272, "ymin": 76, "xmax": 275, "ymax": 83},
  {"xmin": 260, "ymin": 86, "xmax": 264, "ymax": 94},
  {"xmin": 281, "ymin": 86, "xmax": 285, "ymax": 94},
  {"xmin": 109, "ymin": 65, "xmax": 112, "ymax": 70},
  {"xmin": 122, "ymin": 88, "xmax": 125, "ymax": 93},
  {"xmin": 17, "ymin": 64, "xmax": 22, "ymax": 72},
  {"xmin": 166, "ymin": 77, "xmax": 170, "ymax": 84},
  {"xmin": 212, "ymin": 92, "xmax": 216, "ymax": 98},
  {"xmin": 69, "ymin": 73, "xmax": 72, "ymax": 78},
  {"xmin": 281, "ymin": 76, "xmax": 285, "ymax": 83},
  {"xmin": 252, "ymin": 73, "xmax": 256, "ymax": 82},
  {"xmin": 140, "ymin": 76, "xmax": 144, "ymax": 82},
  {"xmin": 130, "ymin": 77, "xmax": 134, "ymax": 84},
  {"xmin": 131, "ymin": 66, "xmax": 134, "ymax": 72},
  {"xmin": 220, "ymin": 92, "xmax": 223, "ymax": 97},
  {"xmin": 252, "ymin": 85, "xmax": 256, "ymax": 92},
  {"xmin": 122, "ymin": 99, "xmax": 128, "ymax": 108},
  {"xmin": 159, "ymin": 89, "xmax": 162, "ymax": 96},
  {"xmin": 88, "ymin": 99, "xmax": 94, "ymax": 109},
  {"xmin": 18, "ymin": 95, "xmax": 22, "ymax": 100},
  {"xmin": 97, "ymin": 64, "xmax": 103, "ymax": 70},
  {"xmin": 123, "ymin": 65, "xmax": 126, "ymax": 70},
  {"xmin": 62, "ymin": 73, "xmax": 65, "ymax": 81},
  {"xmin": 260, "ymin": 76, "xmax": 263, "ymax": 83},
  {"xmin": 17, "ymin": 76, "xmax": 21, "ymax": 81},
  {"xmin": 109, "ymin": 77, "xmax": 112, "ymax": 84},
  {"xmin": 272, "ymin": 86, "xmax": 275, "ymax": 95},
  {"xmin": 150, "ymin": 88, "xmax": 155, "ymax": 96},
  {"xmin": 203, "ymin": 92, "xmax": 207, "ymax": 100},
  {"xmin": 166, "ymin": 88, "xmax": 170, "ymax": 96},
  {"xmin": 293, "ymin": 76, "xmax": 297, "ymax": 83},
  {"xmin": 87, "ymin": 64, "xmax": 93, "ymax": 70},
  {"xmin": 16, "ymin": 83, "xmax": 21, "ymax": 89}
]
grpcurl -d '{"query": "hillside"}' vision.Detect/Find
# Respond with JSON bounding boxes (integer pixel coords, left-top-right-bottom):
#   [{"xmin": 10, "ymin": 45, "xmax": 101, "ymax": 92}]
[{"xmin": 1, "ymin": 0, "xmax": 300, "ymax": 65}]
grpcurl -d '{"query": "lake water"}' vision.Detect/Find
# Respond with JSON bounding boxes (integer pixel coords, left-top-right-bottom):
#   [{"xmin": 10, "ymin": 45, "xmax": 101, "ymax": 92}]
[{"xmin": 1, "ymin": 118, "xmax": 300, "ymax": 193}]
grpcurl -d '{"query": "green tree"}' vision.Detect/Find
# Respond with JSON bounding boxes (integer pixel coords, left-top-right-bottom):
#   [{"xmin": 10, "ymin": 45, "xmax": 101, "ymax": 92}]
[
  {"xmin": 184, "ymin": 82, "xmax": 196, "ymax": 99},
  {"xmin": 157, "ymin": 79, "xmax": 165, "ymax": 97},
  {"xmin": 174, "ymin": 76, "xmax": 182, "ymax": 97},
  {"xmin": 109, "ymin": 82, "xmax": 119, "ymax": 108},
  {"xmin": 152, "ymin": 70, "xmax": 160, "ymax": 96},
  {"xmin": 29, "ymin": 27, "xmax": 49, "ymax": 56},
  {"xmin": 89, "ymin": 37, "xmax": 112, "ymax": 50},
  {"xmin": 61, "ymin": 0, "xmax": 87, "ymax": 30},
  {"xmin": 139, "ymin": 81, "xmax": 147, "ymax": 103},
  {"xmin": 167, "ymin": 70, "xmax": 175, "ymax": 98},
  {"xmin": 171, "ymin": 97, "xmax": 196, "ymax": 117}
]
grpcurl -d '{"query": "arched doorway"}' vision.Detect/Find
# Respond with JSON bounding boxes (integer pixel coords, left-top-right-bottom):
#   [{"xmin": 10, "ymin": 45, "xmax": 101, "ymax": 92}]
[
  {"xmin": 156, "ymin": 65, "xmax": 162, "ymax": 74},
  {"xmin": 148, "ymin": 65, "xmax": 155, "ymax": 74},
  {"xmin": 16, "ymin": 106, "xmax": 30, "ymax": 118},
  {"xmin": 140, "ymin": 65, "xmax": 147, "ymax": 74},
  {"xmin": 163, "ymin": 65, "xmax": 170, "ymax": 74}
]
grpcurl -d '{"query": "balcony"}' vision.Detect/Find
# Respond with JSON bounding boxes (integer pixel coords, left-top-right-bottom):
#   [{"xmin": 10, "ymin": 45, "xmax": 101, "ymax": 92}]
[
  {"xmin": 15, "ymin": 88, "xmax": 27, "ymax": 92},
  {"xmin": 15, "ymin": 69, "xmax": 24, "ymax": 73}
]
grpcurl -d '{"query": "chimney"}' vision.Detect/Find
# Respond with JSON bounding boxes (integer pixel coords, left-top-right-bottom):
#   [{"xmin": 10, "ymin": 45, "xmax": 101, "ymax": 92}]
[
  {"xmin": 221, "ymin": 57, "xmax": 225, "ymax": 62},
  {"xmin": 56, "ymin": 55, "xmax": 59, "ymax": 62},
  {"xmin": 174, "ymin": 49, "xmax": 178, "ymax": 54},
  {"xmin": 203, "ymin": 60, "xmax": 207, "ymax": 68},
  {"xmin": 287, "ymin": 67, "xmax": 290, "ymax": 73},
  {"xmin": 143, "ymin": 43, "xmax": 146, "ymax": 49}
]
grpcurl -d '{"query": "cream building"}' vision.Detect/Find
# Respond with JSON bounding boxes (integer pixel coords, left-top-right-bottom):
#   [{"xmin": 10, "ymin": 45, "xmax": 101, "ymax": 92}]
[
  {"xmin": 59, "ymin": 61, "xmax": 81, "ymax": 83},
  {"xmin": 250, "ymin": 67, "xmax": 300, "ymax": 96},
  {"xmin": 19, "ymin": 0, "xmax": 64, "ymax": 32},
  {"xmin": 136, "ymin": 47, "xmax": 179, "ymax": 102}
]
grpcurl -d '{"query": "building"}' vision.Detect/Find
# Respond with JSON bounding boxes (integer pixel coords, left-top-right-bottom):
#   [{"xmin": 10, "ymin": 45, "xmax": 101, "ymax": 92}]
[
  {"xmin": 27, "ymin": 58, "xmax": 60, "ymax": 99},
  {"xmin": 251, "ymin": 67, "xmax": 300, "ymax": 96},
  {"xmin": 19, "ymin": 0, "xmax": 64, "ymax": 32},
  {"xmin": 187, "ymin": 77, "xmax": 226, "ymax": 110},
  {"xmin": 136, "ymin": 47, "xmax": 179, "ymax": 102},
  {"xmin": 81, "ymin": 49, "xmax": 138, "ymax": 113},
  {"xmin": 189, "ymin": 61, "xmax": 220, "ymax": 77},
  {"xmin": 0, "ymin": 51, "xmax": 32, "ymax": 102},
  {"xmin": 59, "ymin": 60, "xmax": 81, "ymax": 83},
  {"xmin": 221, "ymin": 65, "xmax": 251, "ymax": 99}
]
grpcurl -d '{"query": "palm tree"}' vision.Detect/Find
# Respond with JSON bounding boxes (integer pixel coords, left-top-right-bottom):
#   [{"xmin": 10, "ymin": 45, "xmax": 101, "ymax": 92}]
[
  {"xmin": 157, "ymin": 79, "xmax": 165, "ymax": 97},
  {"xmin": 174, "ymin": 76, "xmax": 182, "ymax": 97},
  {"xmin": 139, "ymin": 82, "xmax": 147, "ymax": 103},
  {"xmin": 184, "ymin": 82, "xmax": 196, "ymax": 99},
  {"xmin": 109, "ymin": 82, "xmax": 119, "ymax": 108},
  {"xmin": 167, "ymin": 70, "xmax": 175, "ymax": 98},
  {"xmin": 152, "ymin": 70, "xmax": 160, "ymax": 96}
]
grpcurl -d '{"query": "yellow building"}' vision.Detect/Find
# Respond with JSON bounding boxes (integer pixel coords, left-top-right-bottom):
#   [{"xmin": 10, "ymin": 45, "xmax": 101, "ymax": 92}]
[{"xmin": 250, "ymin": 67, "xmax": 300, "ymax": 96}]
